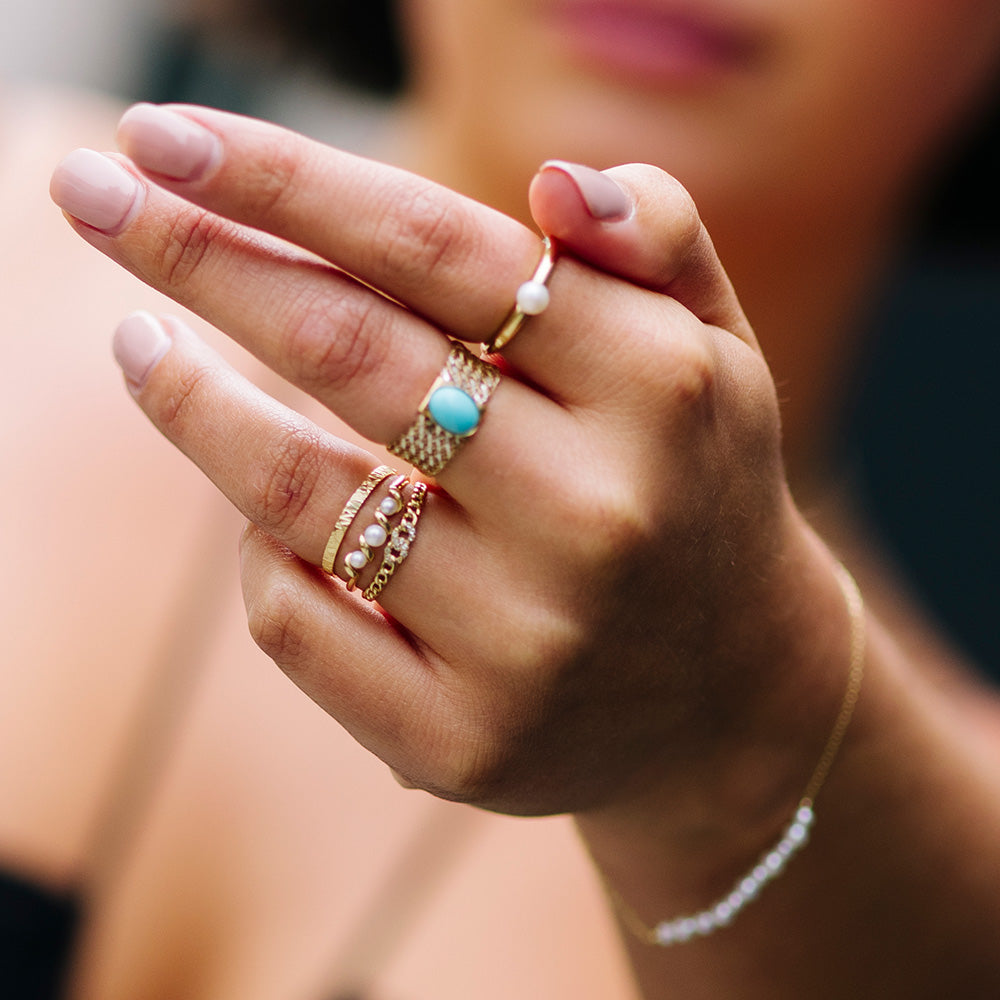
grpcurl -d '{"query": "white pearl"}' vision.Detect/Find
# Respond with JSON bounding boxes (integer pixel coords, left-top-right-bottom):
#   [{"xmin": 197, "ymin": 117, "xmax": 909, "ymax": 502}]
[
  {"xmin": 346, "ymin": 550, "xmax": 368, "ymax": 570},
  {"xmin": 777, "ymin": 838, "xmax": 795, "ymax": 858},
  {"xmin": 515, "ymin": 279, "xmax": 550, "ymax": 315},
  {"xmin": 787, "ymin": 821, "xmax": 808, "ymax": 844},
  {"xmin": 740, "ymin": 876, "xmax": 760, "ymax": 898},
  {"xmin": 675, "ymin": 918, "xmax": 698, "ymax": 942},
  {"xmin": 655, "ymin": 922, "xmax": 676, "ymax": 945},
  {"xmin": 753, "ymin": 864, "xmax": 770, "ymax": 884},
  {"xmin": 696, "ymin": 912, "xmax": 717, "ymax": 934},
  {"xmin": 714, "ymin": 900, "xmax": 735, "ymax": 925},
  {"xmin": 796, "ymin": 806, "xmax": 815, "ymax": 826},
  {"xmin": 379, "ymin": 496, "xmax": 402, "ymax": 516},
  {"xmin": 727, "ymin": 889, "xmax": 746, "ymax": 911},
  {"xmin": 363, "ymin": 523, "xmax": 388, "ymax": 548},
  {"xmin": 765, "ymin": 851, "xmax": 785, "ymax": 873}
]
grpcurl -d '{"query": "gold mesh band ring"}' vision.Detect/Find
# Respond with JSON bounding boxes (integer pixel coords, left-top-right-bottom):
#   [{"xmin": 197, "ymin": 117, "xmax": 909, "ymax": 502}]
[{"xmin": 387, "ymin": 342, "xmax": 500, "ymax": 476}]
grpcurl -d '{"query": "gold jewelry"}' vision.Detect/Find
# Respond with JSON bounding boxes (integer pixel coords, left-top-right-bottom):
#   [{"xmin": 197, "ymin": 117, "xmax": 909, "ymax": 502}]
[
  {"xmin": 609, "ymin": 560, "xmax": 866, "ymax": 945},
  {"xmin": 322, "ymin": 466, "xmax": 396, "ymax": 574},
  {"xmin": 362, "ymin": 482, "xmax": 428, "ymax": 602},
  {"xmin": 387, "ymin": 343, "xmax": 500, "ymax": 476},
  {"xmin": 483, "ymin": 236, "xmax": 558, "ymax": 354},
  {"xmin": 342, "ymin": 475, "xmax": 409, "ymax": 590}
]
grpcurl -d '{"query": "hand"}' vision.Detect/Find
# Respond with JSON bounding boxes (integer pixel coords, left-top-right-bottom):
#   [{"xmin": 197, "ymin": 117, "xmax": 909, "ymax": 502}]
[{"xmin": 51, "ymin": 105, "xmax": 845, "ymax": 820}]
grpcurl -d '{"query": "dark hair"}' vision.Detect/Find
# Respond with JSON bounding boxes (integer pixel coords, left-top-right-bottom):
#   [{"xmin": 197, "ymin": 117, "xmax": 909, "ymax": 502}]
[{"xmin": 252, "ymin": 0, "xmax": 406, "ymax": 96}]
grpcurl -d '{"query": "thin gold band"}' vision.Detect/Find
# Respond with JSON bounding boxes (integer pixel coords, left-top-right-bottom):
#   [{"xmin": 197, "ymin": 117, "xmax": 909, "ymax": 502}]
[{"xmin": 483, "ymin": 236, "xmax": 558, "ymax": 354}]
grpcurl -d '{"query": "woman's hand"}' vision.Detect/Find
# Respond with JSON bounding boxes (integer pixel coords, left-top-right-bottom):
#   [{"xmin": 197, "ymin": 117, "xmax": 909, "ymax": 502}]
[{"xmin": 50, "ymin": 105, "xmax": 847, "ymax": 822}]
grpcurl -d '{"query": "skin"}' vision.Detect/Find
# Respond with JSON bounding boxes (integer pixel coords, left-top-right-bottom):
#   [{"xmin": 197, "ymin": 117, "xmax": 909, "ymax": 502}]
[
  {"xmin": 48, "ymin": 94, "xmax": 1000, "ymax": 999},
  {"xmin": 39, "ymin": 0, "xmax": 1000, "ymax": 995},
  {"xmin": 400, "ymin": 0, "xmax": 1000, "ymax": 481}
]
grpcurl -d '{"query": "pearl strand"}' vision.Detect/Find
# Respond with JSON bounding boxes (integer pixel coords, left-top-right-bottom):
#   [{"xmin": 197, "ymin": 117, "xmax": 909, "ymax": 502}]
[
  {"xmin": 651, "ymin": 804, "xmax": 815, "ymax": 945},
  {"xmin": 608, "ymin": 561, "xmax": 865, "ymax": 946}
]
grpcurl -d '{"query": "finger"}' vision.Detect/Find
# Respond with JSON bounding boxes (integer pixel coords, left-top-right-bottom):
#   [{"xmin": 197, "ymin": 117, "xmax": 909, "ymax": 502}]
[
  {"xmin": 238, "ymin": 523, "xmax": 450, "ymax": 783},
  {"xmin": 51, "ymin": 150, "xmax": 573, "ymax": 507},
  {"xmin": 112, "ymin": 104, "xmax": 713, "ymax": 397},
  {"xmin": 115, "ymin": 103, "xmax": 541, "ymax": 344},
  {"xmin": 527, "ymin": 160, "xmax": 757, "ymax": 348},
  {"xmin": 114, "ymin": 312, "xmax": 537, "ymax": 648}
]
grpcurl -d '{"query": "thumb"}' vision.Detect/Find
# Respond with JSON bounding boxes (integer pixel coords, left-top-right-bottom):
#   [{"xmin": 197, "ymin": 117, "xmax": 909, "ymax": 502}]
[{"xmin": 528, "ymin": 160, "xmax": 755, "ymax": 347}]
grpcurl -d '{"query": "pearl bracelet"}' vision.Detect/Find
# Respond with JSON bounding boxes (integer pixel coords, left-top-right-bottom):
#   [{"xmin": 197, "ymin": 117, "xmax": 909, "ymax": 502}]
[{"xmin": 608, "ymin": 561, "xmax": 865, "ymax": 946}]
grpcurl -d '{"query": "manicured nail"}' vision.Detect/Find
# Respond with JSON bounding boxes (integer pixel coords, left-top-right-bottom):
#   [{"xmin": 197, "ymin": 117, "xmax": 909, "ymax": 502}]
[
  {"xmin": 113, "ymin": 311, "xmax": 171, "ymax": 390},
  {"xmin": 118, "ymin": 103, "xmax": 222, "ymax": 182},
  {"xmin": 50, "ymin": 149, "xmax": 142, "ymax": 233},
  {"xmin": 540, "ymin": 160, "xmax": 631, "ymax": 221}
]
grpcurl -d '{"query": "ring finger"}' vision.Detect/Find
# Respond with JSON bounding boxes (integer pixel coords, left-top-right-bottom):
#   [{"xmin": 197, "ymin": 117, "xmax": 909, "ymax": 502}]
[
  {"xmin": 51, "ymin": 148, "xmax": 582, "ymax": 511},
  {"xmin": 116, "ymin": 312, "xmax": 531, "ymax": 651}
]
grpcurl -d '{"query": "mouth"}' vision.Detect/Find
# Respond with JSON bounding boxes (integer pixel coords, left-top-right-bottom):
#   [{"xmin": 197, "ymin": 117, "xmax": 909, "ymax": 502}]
[{"xmin": 542, "ymin": 0, "xmax": 768, "ymax": 87}]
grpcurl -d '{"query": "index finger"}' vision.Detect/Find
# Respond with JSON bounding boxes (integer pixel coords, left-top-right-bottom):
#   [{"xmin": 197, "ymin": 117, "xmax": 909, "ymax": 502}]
[{"xmin": 116, "ymin": 103, "xmax": 540, "ymax": 346}]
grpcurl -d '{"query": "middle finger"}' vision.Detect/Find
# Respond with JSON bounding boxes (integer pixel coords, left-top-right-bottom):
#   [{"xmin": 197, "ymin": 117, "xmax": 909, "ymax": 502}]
[
  {"xmin": 114, "ymin": 104, "xmax": 662, "ymax": 389},
  {"xmin": 50, "ymin": 149, "xmax": 574, "ymax": 511}
]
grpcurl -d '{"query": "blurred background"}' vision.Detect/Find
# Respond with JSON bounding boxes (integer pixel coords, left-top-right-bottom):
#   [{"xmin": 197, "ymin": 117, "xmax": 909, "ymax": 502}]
[{"xmin": 2, "ymin": 0, "xmax": 390, "ymax": 148}]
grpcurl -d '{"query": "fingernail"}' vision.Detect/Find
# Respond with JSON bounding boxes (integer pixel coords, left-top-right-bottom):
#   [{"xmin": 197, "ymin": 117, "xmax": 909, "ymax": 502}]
[
  {"xmin": 540, "ymin": 160, "xmax": 631, "ymax": 221},
  {"xmin": 50, "ymin": 149, "xmax": 142, "ymax": 233},
  {"xmin": 113, "ymin": 311, "xmax": 172, "ymax": 390},
  {"xmin": 117, "ymin": 103, "xmax": 221, "ymax": 182}
]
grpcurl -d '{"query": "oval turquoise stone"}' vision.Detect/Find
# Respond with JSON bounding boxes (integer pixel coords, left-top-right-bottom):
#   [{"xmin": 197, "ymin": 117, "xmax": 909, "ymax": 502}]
[{"xmin": 427, "ymin": 385, "xmax": 481, "ymax": 436}]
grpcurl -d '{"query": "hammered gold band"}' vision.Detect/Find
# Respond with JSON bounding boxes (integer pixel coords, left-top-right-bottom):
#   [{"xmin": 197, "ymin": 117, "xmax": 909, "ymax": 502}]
[
  {"xmin": 387, "ymin": 343, "xmax": 500, "ymax": 476},
  {"xmin": 322, "ymin": 465, "xmax": 395, "ymax": 574}
]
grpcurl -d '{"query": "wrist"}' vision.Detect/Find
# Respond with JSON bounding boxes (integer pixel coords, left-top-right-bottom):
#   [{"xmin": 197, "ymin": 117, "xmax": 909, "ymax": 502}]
[{"xmin": 575, "ymin": 505, "xmax": 865, "ymax": 912}]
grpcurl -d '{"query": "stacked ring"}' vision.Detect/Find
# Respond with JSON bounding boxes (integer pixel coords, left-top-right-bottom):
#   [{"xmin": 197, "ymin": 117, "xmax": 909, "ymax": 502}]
[
  {"xmin": 322, "ymin": 465, "xmax": 395, "ymax": 574},
  {"xmin": 483, "ymin": 236, "xmax": 558, "ymax": 354},
  {"xmin": 387, "ymin": 342, "xmax": 500, "ymax": 476},
  {"xmin": 363, "ymin": 481, "xmax": 428, "ymax": 602},
  {"xmin": 343, "ymin": 474, "xmax": 409, "ymax": 590}
]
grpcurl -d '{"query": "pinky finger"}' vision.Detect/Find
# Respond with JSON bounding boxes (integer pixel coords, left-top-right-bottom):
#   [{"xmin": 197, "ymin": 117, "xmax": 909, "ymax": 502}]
[{"xmin": 239, "ymin": 523, "xmax": 443, "ymax": 773}]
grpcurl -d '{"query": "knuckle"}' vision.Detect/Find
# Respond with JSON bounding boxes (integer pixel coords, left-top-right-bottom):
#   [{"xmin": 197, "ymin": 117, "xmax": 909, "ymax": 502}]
[
  {"xmin": 284, "ymin": 288, "xmax": 392, "ymax": 394},
  {"xmin": 656, "ymin": 171, "xmax": 702, "ymax": 250},
  {"xmin": 373, "ymin": 179, "xmax": 473, "ymax": 287},
  {"xmin": 666, "ymin": 335, "xmax": 716, "ymax": 409},
  {"xmin": 568, "ymin": 478, "xmax": 656, "ymax": 567},
  {"xmin": 246, "ymin": 575, "xmax": 308, "ymax": 670},
  {"xmin": 154, "ymin": 361, "xmax": 216, "ymax": 436},
  {"xmin": 251, "ymin": 422, "xmax": 328, "ymax": 538},
  {"xmin": 152, "ymin": 208, "xmax": 230, "ymax": 290},
  {"xmin": 244, "ymin": 137, "xmax": 309, "ymax": 225}
]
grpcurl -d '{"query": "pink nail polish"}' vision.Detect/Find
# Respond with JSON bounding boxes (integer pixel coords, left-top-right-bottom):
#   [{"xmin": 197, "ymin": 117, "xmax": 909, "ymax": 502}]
[
  {"xmin": 50, "ymin": 149, "xmax": 142, "ymax": 233},
  {"xmin": 113, "ymin": 311, "xmax": 171, "ymax": 390},
  {"xmin": 540, "ymin": 160, "xmax": 631, "ymax": 221},
  {"xmin": 118, "ymin": 103, "xmax": 221, "ymax": 182}
]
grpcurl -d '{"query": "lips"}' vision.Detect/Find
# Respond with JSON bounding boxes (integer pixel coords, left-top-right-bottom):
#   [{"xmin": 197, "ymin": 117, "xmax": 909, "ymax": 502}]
[{"xmin": 543, "ymin": 0, "xmax": 766, "ymax": 86}]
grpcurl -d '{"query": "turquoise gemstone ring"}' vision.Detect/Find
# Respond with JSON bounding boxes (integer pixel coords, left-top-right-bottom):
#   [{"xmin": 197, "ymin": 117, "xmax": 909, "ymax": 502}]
[
  {"xmin": 388, "ymin": 342, "xmax": 501, "ymax": 476},
  {"xmin": 426, "ymin": 384, "xmax": 482, "ymax": 437}
]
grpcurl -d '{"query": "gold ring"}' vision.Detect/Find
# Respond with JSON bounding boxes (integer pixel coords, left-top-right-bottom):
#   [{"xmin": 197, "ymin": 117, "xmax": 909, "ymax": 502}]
[
  {"xmin": 387, "ymin": 343, "xmax": 500, "ymax": 476},
  {"xmin": 321, "ymin": 465, "xmax": 395, "ymax": 574},
  {"xmin": 342, "ymin": 475, "xmax": 409, "ymax": 590},
  {"xmin": 483, "ymin": 236, "xmax": 558, "ymax": 354},
  {"xmin": 363, "ymin": 481, "xmax": 428, "ymax": 602}
]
